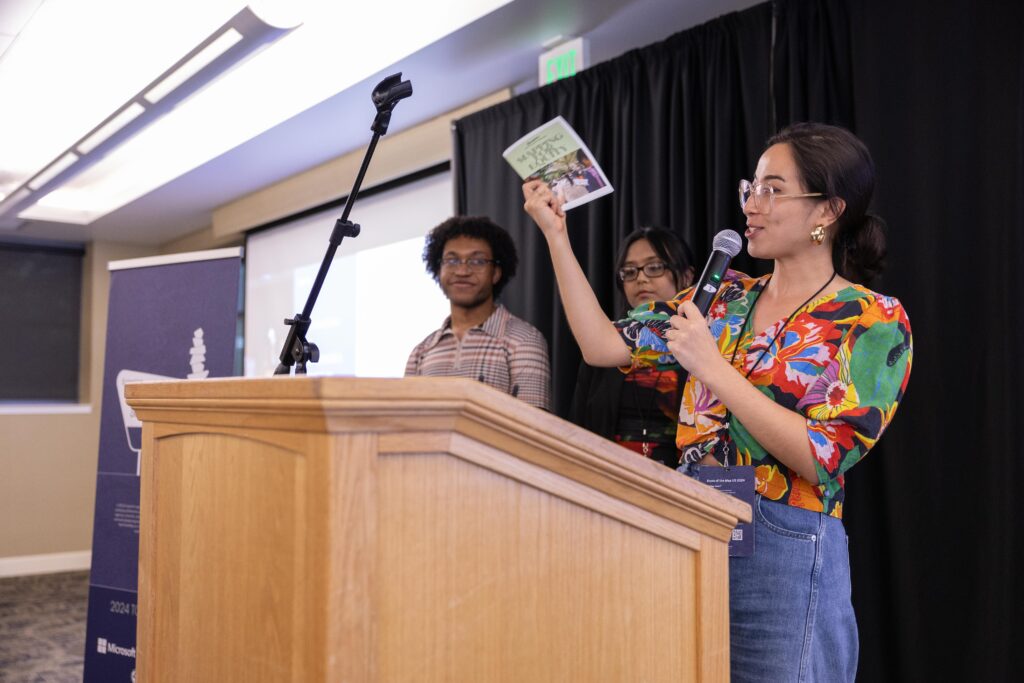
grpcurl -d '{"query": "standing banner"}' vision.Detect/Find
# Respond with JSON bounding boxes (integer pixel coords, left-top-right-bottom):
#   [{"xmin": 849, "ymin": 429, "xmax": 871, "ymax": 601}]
[{"xmin": 83, "ymin": 248, "xmax": 243, "ymax": 682}]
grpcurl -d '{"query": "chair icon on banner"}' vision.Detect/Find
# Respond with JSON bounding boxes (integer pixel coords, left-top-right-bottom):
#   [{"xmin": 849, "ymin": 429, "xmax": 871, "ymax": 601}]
[{"xmin": 116, "ymin": 369, "xmax": 177, "ymax": 475}]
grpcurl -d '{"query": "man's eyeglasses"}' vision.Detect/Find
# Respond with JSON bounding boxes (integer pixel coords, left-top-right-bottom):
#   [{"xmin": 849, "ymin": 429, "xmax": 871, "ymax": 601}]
[
  {"xmin": 441, "ymin": 257, "xmax": 497, "ymax": 270},
  {"xmin": 618, "ymin": 261, "xmax": 669, "ymax": 282},
  {"xmin": 738, "ymin": 179, "xmax": 823, "ymax": 213}
]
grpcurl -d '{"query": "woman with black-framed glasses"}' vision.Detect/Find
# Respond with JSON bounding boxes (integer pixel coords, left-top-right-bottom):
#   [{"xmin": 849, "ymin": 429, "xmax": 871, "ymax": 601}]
[
  {"xmin": 524, "ymin": 122, "xmax": 912, "ymax": 681},
  {"xmin": 569, "ymin": 227, "xmax": 695, "ymax": 467}
]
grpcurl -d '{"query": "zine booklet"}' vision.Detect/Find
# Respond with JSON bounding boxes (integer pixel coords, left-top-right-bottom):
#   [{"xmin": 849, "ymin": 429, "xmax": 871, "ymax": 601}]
[{"xmin": 502, "ymin": 116, "xmax": 613, "ymax": 210}]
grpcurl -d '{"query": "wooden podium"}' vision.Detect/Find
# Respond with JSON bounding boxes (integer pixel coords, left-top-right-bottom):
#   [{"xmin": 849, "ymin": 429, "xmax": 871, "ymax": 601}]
[{"xmin": 127, "ymin": 376, "xmax": 750, "ymax": 682}]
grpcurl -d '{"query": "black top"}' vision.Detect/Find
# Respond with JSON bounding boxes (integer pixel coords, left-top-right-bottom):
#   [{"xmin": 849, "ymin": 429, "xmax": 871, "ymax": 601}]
[
  {"xmin": 568, "ymin": 361, "xmax": 683, "ymax": 468},
  {"xmin": 568, "ymin": 362, "xmax": 624, "ymax": 439}
]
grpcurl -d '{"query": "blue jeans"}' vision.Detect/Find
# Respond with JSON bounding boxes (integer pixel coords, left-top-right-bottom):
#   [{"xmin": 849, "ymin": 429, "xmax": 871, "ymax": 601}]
[{"xmin": 729, "ymin": 495, "xmax": 859, "ymax": 682}]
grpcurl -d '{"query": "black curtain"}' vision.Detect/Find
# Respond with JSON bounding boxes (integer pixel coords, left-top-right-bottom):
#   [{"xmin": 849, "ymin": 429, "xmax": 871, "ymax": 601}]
[
  {"xmin": 843, "ymin": 0, "xmax": 1024, "ymax": 679},
  {"xmin": 453, "ymin": 0, "xmax": 1024, "ymax": 678}
]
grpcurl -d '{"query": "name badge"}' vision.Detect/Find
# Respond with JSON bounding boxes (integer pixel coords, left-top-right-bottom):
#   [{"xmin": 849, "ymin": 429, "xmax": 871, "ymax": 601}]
[{"xmin": 694, "ymin": 465, "xmax": 755, "ymax": 557}]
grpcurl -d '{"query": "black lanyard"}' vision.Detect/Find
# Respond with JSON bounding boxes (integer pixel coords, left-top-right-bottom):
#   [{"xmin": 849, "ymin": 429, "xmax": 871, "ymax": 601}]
[
  {"xmin": 729, "ymin": 271, "xmax": 837, "ymax": 378},
  {"xmin": 718, "ymin": 271, "xmax": 837, "ymax": 465}
]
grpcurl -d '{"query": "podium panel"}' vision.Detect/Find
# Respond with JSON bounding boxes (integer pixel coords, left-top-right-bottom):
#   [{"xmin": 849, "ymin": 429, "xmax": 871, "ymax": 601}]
[{"xmin": 128, "ymin": 377, "xmax": 750, "ymax": 682}]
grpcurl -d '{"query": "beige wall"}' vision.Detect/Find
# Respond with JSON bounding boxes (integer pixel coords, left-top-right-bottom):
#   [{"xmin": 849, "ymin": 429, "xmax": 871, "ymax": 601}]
[
  {"xmin": 158, "ymin": 226, "xmax": 243, "ymax": 256},
  {"xmin": 0, "ymin": 241, "xmax": 157, "ymax": 559},
  {"xmin": 0, "ymin": 89, "xmax": 509, "ymax": 563}
]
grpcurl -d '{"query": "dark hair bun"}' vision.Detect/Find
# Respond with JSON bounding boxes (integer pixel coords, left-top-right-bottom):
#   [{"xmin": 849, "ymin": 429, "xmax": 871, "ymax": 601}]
[{"xmin": 836, "ymin": 212, "xmax": 886, "ymax": 286}]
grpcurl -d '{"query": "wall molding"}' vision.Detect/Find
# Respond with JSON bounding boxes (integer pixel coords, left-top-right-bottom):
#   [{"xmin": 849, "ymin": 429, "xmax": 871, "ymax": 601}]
[
  {"xmin": 0, "ymin": 550, "xmax": 91, "ymax": 578},
  {"xmin": 0, "ymin": 403, "xmax": 92, "ymax": 415}
]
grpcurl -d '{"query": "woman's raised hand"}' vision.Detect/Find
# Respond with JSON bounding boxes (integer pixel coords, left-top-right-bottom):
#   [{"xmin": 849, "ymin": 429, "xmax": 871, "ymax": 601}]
[
  {"xmin": 522, "ymin": 180, "xmax": 567, "ymax": 241},
  {"xmin": 519, "ymin": 178, "xmax": 630, "ymax": 367}
]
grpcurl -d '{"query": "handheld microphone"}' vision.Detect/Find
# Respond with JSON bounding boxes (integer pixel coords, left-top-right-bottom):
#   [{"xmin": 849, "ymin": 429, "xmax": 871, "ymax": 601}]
[{"xmin": 689, "ymin": 230, "xmax": 743, "ymax": 315}]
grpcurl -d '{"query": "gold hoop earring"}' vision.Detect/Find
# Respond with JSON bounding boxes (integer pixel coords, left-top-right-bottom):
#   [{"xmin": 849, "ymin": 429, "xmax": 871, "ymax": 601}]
[{"xmin": 810, "ymin": 224, "xmax": 827, "ymax": 244}]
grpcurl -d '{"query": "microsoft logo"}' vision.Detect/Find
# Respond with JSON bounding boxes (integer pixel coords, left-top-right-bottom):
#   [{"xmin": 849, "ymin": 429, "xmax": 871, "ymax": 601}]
[{"xmin": 96, "ymin": 637, "xmax": 136, "ymax": 658}]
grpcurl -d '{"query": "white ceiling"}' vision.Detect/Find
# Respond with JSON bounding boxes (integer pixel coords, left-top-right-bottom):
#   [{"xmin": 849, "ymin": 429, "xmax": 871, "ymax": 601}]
[{"xmin": 3, "ymin": 0, "xmax": 759, "ymax": 247}]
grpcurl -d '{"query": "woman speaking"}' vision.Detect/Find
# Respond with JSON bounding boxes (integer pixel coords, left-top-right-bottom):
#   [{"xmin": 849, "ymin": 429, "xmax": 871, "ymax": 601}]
[{"xmin": 523, "ymin": 122, "xmax": 912, "ymax": 681}]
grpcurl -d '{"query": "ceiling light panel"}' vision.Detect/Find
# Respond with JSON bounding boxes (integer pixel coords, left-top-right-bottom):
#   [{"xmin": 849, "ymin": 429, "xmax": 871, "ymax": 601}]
[
  {"xmin": 143, "ymin": 28, "xmax": 244, "ymax": 104},
  {"xmin": 0, "ymin": 0, "xmax": 247, "ymax": 194},
  {"xmin": 47, "ymin": 0, "xmax": 513, "ymax": 220},
  {"xmin": 0, "ymin": 2, "xmax": 299, "ymax": 226},
  {"xmin": 26, "ymin": 152, "xmax": 78, "ymax": 190},
  {"xmin": 76, "ymin": 103, "xmax": 146, "ymax": 155},
  {"xmin": 2, "ymin": 0, "xmax": 512, "ymax": 225}
]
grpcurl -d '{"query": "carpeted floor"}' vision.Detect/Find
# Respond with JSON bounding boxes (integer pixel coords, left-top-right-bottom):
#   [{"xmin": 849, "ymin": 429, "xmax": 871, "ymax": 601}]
[{"xmin": 0, "ymin": 571, "xmax": 88, "ymax": 682}]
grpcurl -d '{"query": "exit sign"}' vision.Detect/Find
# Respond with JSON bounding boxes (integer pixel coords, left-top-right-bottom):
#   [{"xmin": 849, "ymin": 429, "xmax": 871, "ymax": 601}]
[{"xmin": 538, "ymin": 37, "xmax": 588, "ymax": 86}]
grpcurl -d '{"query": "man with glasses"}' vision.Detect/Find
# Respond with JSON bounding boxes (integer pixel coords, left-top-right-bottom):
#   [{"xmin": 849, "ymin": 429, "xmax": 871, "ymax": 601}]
[{"xmin": 405, "ymin": 215, "xmax": 552, "ymax": 411}]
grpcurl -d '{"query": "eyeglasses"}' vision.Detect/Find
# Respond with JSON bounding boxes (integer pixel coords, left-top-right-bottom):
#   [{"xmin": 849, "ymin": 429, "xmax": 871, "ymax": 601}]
[
  {"xmin": 738, "ymin": 179, "xmax": 823, "ymax": 212},
  {"xmin": 441, "ymin": 256, "xmax": 497, "ymax": 270},
  {"xmin": 618, "ymin": 261, "xmax": 669, "ymax": 282}
]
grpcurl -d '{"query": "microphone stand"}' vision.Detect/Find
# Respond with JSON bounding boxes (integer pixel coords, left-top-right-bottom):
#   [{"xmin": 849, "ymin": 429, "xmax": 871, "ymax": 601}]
[{"xmin": 273, "ymin": 73, "xmax": 412, "ymax": 375}]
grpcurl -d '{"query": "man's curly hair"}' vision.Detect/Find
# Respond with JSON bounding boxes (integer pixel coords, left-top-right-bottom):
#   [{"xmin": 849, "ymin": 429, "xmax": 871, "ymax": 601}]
[{"xmin": 423, "ymin": 215, "xmax": 519, "ymax": 298}]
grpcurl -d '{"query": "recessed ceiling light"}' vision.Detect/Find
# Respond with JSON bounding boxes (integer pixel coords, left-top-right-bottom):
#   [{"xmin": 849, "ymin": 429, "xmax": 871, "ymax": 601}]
[
  {"xmin": 77, "ymin": 103, "xmax": 146, "ymax": 155},
  {"xmin": 27, "ymin": 152, "xmax": 79, "ymax": 191},
  {"xmin": 143, "ymin": 28, "xmax": 244, "ymax": 105}
]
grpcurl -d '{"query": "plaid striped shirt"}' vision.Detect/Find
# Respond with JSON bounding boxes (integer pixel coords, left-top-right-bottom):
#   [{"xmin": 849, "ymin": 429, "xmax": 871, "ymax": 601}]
[{"xmin": 404, "ymin": 305, "xmax": 551, "ymax": 411}]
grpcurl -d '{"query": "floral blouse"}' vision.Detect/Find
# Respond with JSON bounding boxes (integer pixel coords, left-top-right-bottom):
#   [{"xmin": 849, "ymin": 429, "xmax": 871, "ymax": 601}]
[{"xmin": 615, "ymin": 272, "xmax": 913, "ymax": 518}]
